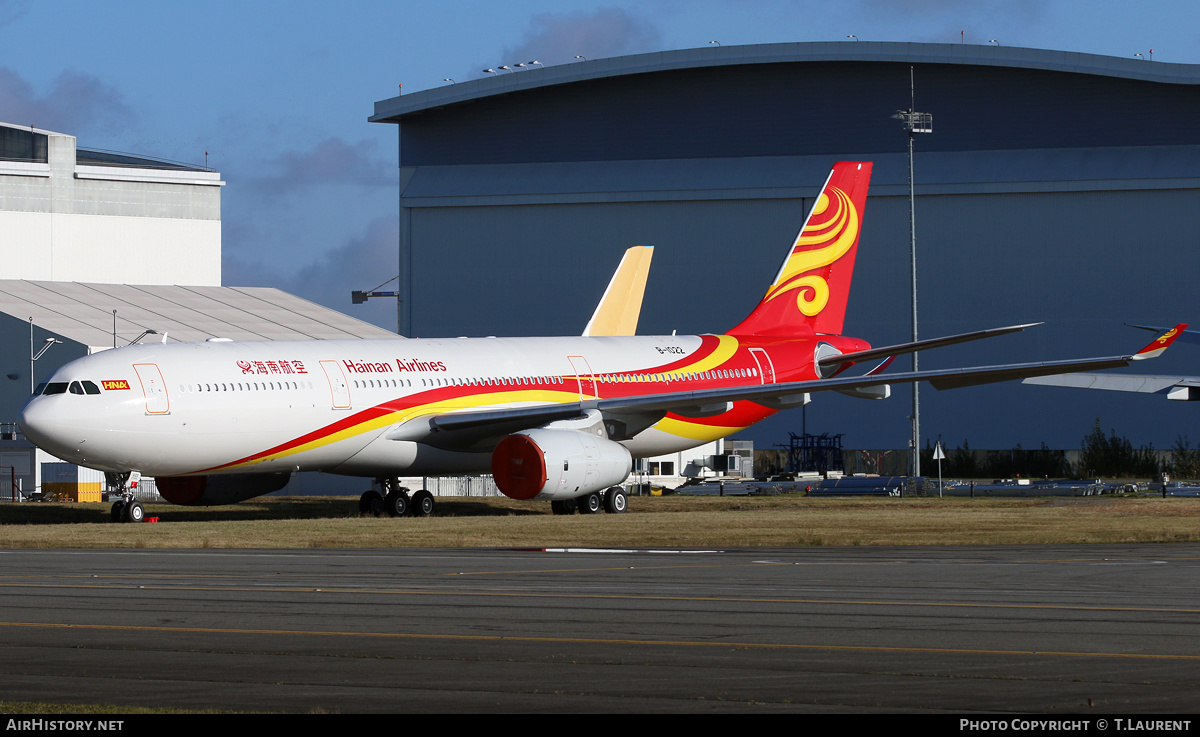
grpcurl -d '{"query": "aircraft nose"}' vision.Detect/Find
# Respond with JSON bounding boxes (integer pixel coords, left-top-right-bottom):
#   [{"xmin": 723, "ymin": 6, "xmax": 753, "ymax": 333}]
[{"xmin": 18, "ymin": 397, "xmax": 77, "ymax": 456}]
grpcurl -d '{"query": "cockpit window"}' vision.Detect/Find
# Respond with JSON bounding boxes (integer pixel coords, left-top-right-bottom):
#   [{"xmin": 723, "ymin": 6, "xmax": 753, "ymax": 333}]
[{"xmin": 37, "ymin": 381, "xmax": 101, "ymax": 396}]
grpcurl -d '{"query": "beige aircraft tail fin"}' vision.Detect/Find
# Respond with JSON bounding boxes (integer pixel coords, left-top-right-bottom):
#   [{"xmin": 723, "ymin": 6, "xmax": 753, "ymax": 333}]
[{"xmin": 582, "ymin": 245, "xmax": 653, "ymax": 337}]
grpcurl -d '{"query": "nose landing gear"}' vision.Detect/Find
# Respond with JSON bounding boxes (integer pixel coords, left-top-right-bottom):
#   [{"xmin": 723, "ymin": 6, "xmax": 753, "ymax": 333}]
[{"xmin": 106, "ymin": 472, "xmax": 145, "ymax": 523}]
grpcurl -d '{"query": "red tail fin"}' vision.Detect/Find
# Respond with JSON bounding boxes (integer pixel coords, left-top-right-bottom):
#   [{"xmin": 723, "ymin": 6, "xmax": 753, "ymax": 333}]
[{"xmin": 728, "ymin": 161, "xmax": 872, "ymax": 337}]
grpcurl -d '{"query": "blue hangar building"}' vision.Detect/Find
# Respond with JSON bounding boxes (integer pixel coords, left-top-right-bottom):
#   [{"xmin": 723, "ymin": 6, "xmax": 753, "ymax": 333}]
[{"xmin": 369, "ymin": 41, "xmax": 1200, "ymax": 452}]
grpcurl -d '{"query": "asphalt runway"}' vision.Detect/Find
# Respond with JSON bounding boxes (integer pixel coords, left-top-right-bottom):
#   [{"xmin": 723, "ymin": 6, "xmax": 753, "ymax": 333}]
[{"xmin": 2, "ymin": 544, "xmax": 1200, "ymax": 713}]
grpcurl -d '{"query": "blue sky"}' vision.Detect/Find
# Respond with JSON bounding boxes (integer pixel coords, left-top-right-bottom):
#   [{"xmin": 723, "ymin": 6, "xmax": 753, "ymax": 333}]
[{"xmin": 2, "ymin": 0, "xmax": 1198, "ymax": 331}]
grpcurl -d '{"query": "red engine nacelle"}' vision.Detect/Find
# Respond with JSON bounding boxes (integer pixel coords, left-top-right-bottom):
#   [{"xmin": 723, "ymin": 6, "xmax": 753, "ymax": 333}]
[
  {"xmin": 156, "ymin": 472, "xmax": 291, "ymax": 506},
  {"xmin": 491, "ymin": 429, "xmax": 632, "ymax": 501}
]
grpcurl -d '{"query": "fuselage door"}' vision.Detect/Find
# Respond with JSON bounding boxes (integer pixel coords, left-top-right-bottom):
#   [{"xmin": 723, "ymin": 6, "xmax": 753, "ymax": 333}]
[
  {"xmin": 132, "ymin": 363, "xmax": 170, "ymax": 414},
  {"xmin": 568, "ymin": 355, "xmax": 597, "ymax": 400},
  {"xmin": 320, "ymin": 360, "xmax": 352, "ymax": 409},
  {"xmin": 749, "ymin": 347, "xmax": 776, "ymax": 384}
]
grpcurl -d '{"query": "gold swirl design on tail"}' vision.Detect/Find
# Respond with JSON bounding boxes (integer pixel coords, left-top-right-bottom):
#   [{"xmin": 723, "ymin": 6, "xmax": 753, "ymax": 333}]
[
  {"xmin": 792, "ymin": 275, "xmax": 829, "ymax": 316},
  {"xmin": 762, "ymin": 187, "xmax": 860, "ymax": 316}
]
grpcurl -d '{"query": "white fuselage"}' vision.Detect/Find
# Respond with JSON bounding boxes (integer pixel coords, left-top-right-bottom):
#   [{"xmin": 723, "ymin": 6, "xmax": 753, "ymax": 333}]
[{"xmin": 19, "ymin": 332, "xmax": 784, "ymax": 479}]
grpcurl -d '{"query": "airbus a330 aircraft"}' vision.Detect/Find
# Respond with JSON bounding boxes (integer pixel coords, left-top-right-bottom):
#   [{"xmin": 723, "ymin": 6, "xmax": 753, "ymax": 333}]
[{"xmin": 19, "ymin": 162, "xmax": 1184, "ymax": 522}]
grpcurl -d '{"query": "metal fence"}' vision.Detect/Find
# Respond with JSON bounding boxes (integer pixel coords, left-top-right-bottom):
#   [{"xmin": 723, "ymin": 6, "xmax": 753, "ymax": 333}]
[
  {"xmin": 127, "ymin": 477, "xmax": 163, "ymax": 502},
  {"xmin": 0, "ymin": 466, "xmax": 15, "ymax": 502},
  {"xmin": 419, "ymin": 475, "xmax": 503, "ymax": 497}
]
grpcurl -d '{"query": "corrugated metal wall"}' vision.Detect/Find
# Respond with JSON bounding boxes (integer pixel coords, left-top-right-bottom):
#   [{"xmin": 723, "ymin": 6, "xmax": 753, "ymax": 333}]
[
  {"xmin": 408, "ymin": 197, "xmax": 811, "ymax": 338},
  {"xmin": 400, "ymin": 178, "xmax": 1200, "ymax": 451},
  {"xmin": 385, "ymin": 50, "xmax": 1200, "ymax": 452}
]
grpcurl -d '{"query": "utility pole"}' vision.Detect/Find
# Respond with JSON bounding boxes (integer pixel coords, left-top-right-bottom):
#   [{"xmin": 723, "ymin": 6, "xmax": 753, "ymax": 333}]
[
  {"xmin": 29, "ymin": 317, "xmax": 61, "ymax": 395},
  {"xmin": 893, "ymin": 68, "xmax": 932, "ymax": 479}
]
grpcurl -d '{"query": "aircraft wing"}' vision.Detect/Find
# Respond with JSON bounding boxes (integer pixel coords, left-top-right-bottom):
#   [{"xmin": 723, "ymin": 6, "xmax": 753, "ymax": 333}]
[
  {"xmin": 1022, "ymin": 323, "xmax": 1197, "ymax": 399},
  {"xmin": 1023, "ymin": 373, "xmax": 1200, "ymax": 400},
  {"xmin": 407, "ymin": 324, "xmax": 1186, "ymax": 449}
]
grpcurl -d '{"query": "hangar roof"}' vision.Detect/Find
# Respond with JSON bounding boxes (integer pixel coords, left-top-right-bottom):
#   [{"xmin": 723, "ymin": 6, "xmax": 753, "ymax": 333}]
[
  {"xmin": 0, "ymin": 281, "xmax": 398, "ymax": 348},
  {"xmin": 371, "ymin": 42, "xmax": 1200, "ymax": 169},
  {"xmin": 371, "ymin": 41, "xmax": 1200, "ymax": 123}
]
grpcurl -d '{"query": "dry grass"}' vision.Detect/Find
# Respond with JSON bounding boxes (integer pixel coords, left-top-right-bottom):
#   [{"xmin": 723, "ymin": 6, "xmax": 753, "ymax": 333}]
[
  {"xmin": 0, "ymin": 700, "xmax": 233, "ymax": 715},
  {"xmin": 2, "ymin": 494, "xmax": 1200, "ymax": 548}
]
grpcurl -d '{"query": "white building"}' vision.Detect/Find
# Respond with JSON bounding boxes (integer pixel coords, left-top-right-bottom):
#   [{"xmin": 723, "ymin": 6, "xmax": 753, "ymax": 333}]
[
  {"xmin": 0, "ymin": 121, "xmax": 400, "ymax": 498},
  {"xmin": 0, "ymin": 281, "xmax": 399, "ymax": 497},
  {"xmin": 0, "ymin": 121, "xmax": 222, "ymax": 285}
]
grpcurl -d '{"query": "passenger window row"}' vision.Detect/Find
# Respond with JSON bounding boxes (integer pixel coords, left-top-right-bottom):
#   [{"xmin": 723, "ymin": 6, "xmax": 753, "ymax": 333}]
[
  {"xmin": 180, "ymin": 381, "xmax": 315, "ymax": 393},
  {"xmin": 600, "ymin": 368, "xmax": 757, "ymax": 383},
  {"xmin": 348, "ymin": 369, "xmax": 759, "ymax": 391},
  {"xmin": 351, "ymin": 376, "xmax": 568, "ymax": 389}
]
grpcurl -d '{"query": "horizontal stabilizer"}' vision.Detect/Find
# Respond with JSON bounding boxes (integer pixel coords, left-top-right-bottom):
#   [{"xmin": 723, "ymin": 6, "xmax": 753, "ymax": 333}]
[{"xmin": 818, "ymin": 323, "xmax": 1040, "ymax": 369}]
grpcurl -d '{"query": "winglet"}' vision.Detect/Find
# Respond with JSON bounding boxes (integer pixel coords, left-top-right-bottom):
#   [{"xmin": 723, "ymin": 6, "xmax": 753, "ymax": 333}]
[
  {"xmin": 583, "ymin": 246, "xmax": 654, "ymax": 337},
  {"xmin": 1127, "ymin": 323, "xmax": 1200, "ymax": 346},
  {"xmin": 1132, "ymin": 323, "xmax": 1188, "ymax": 361}
]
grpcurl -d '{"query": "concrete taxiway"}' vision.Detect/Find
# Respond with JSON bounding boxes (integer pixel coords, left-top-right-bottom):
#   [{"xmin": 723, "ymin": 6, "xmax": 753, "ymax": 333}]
[{"xmin": 1, "ymin": 545, "xmax": 1199, "ymax": 712}]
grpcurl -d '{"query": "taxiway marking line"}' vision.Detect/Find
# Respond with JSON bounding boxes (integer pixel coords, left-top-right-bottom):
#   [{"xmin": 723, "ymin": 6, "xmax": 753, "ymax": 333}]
[
  {"xmin": 1, "ymin": 619, "xmax": 1197, "ymax": 661},
  {"xmin": 0, "ymin": 561, "xmax": 901, "ymax": 583},
  {"xmin": 1, "ymin": 581, "xmax": 1198, "ymax": 616}
]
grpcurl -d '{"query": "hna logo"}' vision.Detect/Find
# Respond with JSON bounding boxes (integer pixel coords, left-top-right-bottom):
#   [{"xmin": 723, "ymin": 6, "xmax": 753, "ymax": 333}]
[
  {"xmin": 762, "ymin": 186, "xmax": 860, "ymax": 317},
  {"xmin": 102, "ymin": 380, "xmax": 131, "ymax": 391}
]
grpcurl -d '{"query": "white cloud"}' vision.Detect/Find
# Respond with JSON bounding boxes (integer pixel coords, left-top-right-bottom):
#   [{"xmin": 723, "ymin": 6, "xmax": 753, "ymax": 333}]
[
  {"xmin": 483, "ymin": 7, "xmax": 663, "ymax": 73},
  {"xmin": 249, "ymin": 137, "xmax": 394, "ymax": 197},
  {"xmin": 224, "ymin": 216, "xmax": 400, "ymax": 333}
]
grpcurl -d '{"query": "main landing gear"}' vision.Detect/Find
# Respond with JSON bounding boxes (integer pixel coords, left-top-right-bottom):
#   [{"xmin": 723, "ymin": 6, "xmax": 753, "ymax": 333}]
[
  {"xmin": 551, "ymin": 486, "xmax": 627, "ymax": 515},
  {"xmin": 106, "ymin": 471, "xmax": 145, "ymax": 523},
  {"xmin": 360, "ymin": 478, "xmax": 435, "ymax": 518}
]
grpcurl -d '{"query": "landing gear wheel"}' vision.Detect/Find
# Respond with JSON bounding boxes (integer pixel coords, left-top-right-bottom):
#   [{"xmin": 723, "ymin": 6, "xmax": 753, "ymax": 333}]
[
  {"xmin": 359, "ymin": 490, "xmax": 385, "ymax": 517},
  {"xmin": 577, "ymin": 492, "xmax": 603, "ymax": 515},
  {"xmin": 123, "ymin": 500, "xmax": 145, "ymax": 523},
  {"xmin": 384, "ymin": 489, "xmax": 409, "ymax": 518},
  {"xmin": 411, "ymin": 490, "xmax": 435, "ymax": 517},
  {"xmin": 550, "ymin": 499, "xmax": 578, "ymax": 515},
  {"xmin": 110, "ymin": 501, "xmax": 126, "ymax": 523},
  {"xmin": 603, "ymin": 487, "xmax": 627, "ymax": 514}
]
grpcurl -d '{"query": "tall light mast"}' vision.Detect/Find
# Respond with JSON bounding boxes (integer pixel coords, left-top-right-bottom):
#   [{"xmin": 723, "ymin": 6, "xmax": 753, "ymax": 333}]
[{"xmin": 894, "ymin": 68, "xmax": 932, "ymax": 478}]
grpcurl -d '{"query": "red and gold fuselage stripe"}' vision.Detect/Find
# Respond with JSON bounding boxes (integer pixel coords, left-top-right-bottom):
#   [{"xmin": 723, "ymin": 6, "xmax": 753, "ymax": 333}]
[{"xmin": 201, "ymin": 332, "xmax": 839, "ymax": 473}]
